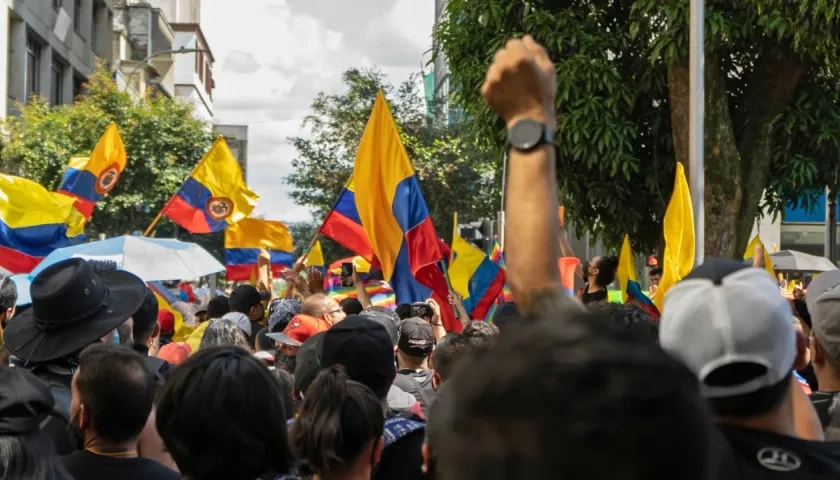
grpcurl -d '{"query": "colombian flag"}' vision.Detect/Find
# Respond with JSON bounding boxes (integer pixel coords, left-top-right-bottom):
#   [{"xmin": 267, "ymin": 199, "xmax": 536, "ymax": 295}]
[
  {"xmin": 617, "ymin": 235, "xmax": 659, "ymax": 317},
  {"xmin": 0, "ymin": 174, "xmax": 86, "ymax": 274},
  {"xmin": 352, "ymin": 91, "xmax": 457, "ymax": 331},
  {"xmin": 162, "ymin": 138, "xmax": 258, "ymax": 233},
  {"xmin": 488, "ymin": 240, "xmax": 513, "ymax": 302},
  {"xmin": 304, "ymin": 241, "xmax": 326, "ymax": 276},
  {"xmin": 450, "ymin": 231, "xmax": 506, "ymax": 320},
  {"xmin": 224, "ymin": 218, "xmax": 294, "ymax": 281},
  {"xmin": 57, "ymin": 123, "xmax": 127, "ymax": 219},
  {"xmin": 318, "ymin": 177, "xmax": 376, "ymax": 262}
]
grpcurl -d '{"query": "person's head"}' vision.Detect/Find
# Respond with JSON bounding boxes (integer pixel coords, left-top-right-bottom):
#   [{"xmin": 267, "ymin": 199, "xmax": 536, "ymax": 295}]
[
  {"xmin": 826, "ymin": 397, "xmax": 840, "ymax": 441},
  {"xmin": 461, "ymin": 320, "xmax": 499, "ymax": 347},
  {"xmin": 805, "ymin": 270, "xmax": 840, "ymax": 386},
  {"xmin": 267, "ymin": 313, "xmax": 331, "ymax": 363},
  {"xmin": 0, "ymin": 367, "xmax": 74, "ymax": 480},
  {"xmin": 660, "ymin": 259, "xmax": 807, "ymax": 425},
  {"xmin": 200, "ymin": 318, "xmax": 252, "ymax": 351},
  {"xmin": 584, "ymin": 255, "xmax": 619, "ymax": 287},
  {"xmin": 221, "ymin": 312, "xmax": 253, "ymax": 339},
  {"xmin": 291, "ymin": 366, "xmax": 384, "ymax": 479},
  {"xmin": 430, "ymin": 309, "xmax": 713, "ymax": 480},
  {"xmin": 395, "ymin": 303, "xmax": 413, "ymax": 320},
  {"xmin": 430, "ymin": 333, "xmax": 471, "ymax": 389},
  {"xmin": 157, "ymin": 310, "xmax": 176, "ymax": 339},
  {"xmin": 156, "ymin": 346, "xmax": 293, "ymax": 480},
  {"xmin": 294, "ymin": 332, "xmax": 327, "ymax": 396},
  {"xmin": 0, "ymin": 274, "xmax": 18, "ymax": 325},
  {"xmin": 320, "ymin": 316, "xmax": 396, "ymax": 401},
  {"xmin": 267, "ymin": 298, "xmax": 302, "ymax": 332},
  {"xmin": 3, "ymin": 258, "xmax": 147, "ymax": 365},
  {"xmin": 70, "ymin": 344, "xmax": 155, "ymax": 447},
  {"xmin": 302, "ymin": 294, "xmax": 346, "ymax": 326},
  {"xmin": 361, "ymin": 310, "xmax": 399, "ymax": 348},
  {"xmin": 340, "ymin": 298, "xmax": 364, "ymax": 315},
  {"xmin": 587, "ymin": 302, "xmax": 659, "ymax": 344},
  {"xmin": 132, "ymin": 288, "xmax": 160, "ymax": 348},
  {"xmin": 275, "ymin": 368, "xmax": 297, "ymax": 420},
  {"xmin": 228, "ymin": 285, "xmax": 269, "ymax": 323},
  {"xmin": 255, "ymin": 327, "xmax": 274, "ymax": 353},
  {"xmin": 397, "ymin": 317, "xmax": 435, "ymax": 370},
  {"xmin": 648, "ymin": 267, "xmax": 663, "ymax": 287},
  {"xmin": 206, "ymin": 295, "xmax": 230, "ymax": 320}
]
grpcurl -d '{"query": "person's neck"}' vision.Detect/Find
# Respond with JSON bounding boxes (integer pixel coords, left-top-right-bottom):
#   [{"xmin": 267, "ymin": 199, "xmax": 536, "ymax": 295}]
[
  {"xmin": 715, "ymin": 401, "xmax": 798, "ymax": 438},
  {"xmin": 814, "ymin": 367, "xmax": 840, "ymax": 392},
  {"xmin": 398, "ymin": 355, "xmax": 428, "ymax": 370},
  {"xmin": 84, "ymin": 435, "xmax": 139, "ymax": 457},
  {"xmin": 314, "ymin": 464, "xmax": 373, "ymax": 480},
  {"xmin": 586, "ymin": 283, "xmax": 603, "ymax": 293}
]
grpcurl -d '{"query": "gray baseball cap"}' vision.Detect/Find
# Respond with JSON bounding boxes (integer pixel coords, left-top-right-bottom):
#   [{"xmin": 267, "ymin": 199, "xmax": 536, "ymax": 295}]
[
  {"xmin": 659, "ymin": 259, "xmax": 796, "ymax": 399},
  {"xmin": 805, "ymin": 270, "xmax": 840, "ymax": 360}
]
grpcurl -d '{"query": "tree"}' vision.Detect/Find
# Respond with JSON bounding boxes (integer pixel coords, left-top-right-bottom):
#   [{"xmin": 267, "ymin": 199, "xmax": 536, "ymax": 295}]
[
  {"xmin": 288, "ymin": 221, "xmax": 352, "ymax": 265},
  {"xmin": 435, "ymin": 0, "xmax": 840, "ymax": 257},
  {"xmin": 1, "ymin": 64, "xmax": 214, "ymax": 241},
  {"xmin": 285, "ymin": 68, "xmax": 501, "ymax": 244}
]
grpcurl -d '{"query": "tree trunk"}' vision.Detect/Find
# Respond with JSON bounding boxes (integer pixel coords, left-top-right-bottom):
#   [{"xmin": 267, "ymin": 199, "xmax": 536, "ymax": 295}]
[{"xmin": 668, "ymin": 53, "xmax": 808, "ymax": 258}]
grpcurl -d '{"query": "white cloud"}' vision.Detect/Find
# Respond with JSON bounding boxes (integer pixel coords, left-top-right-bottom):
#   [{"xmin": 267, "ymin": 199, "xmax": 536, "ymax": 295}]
[{"xmin": 201, "ymin": 0, "xmax": 434, "ymax": 226}]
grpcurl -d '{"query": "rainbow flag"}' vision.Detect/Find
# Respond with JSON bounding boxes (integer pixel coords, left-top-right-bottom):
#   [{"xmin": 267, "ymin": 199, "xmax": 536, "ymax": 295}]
[
  {"xmin": 488, "ymin": 240, "xmax": 513, "ymax": 302},
  {"xmin": 162, "ymin": 138, "xmax": 258, "ymax": 233},
  {"xmin": 325, "ymin": 256, "xmax": 373, "ymax": 290},
  {"xmin": 327, "ymin": 280, "xmax": 396, "ymax": 310},
  {"xmin": 224, "ymin": 218, "xmax": 294, "ymax": 281}
]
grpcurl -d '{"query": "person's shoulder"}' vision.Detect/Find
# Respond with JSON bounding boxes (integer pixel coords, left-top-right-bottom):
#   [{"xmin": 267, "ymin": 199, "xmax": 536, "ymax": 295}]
[
  {"xmin": 134, "ymin": 457, "xmax": 181, "ymax": 479},
  {"xmin": 717, "ymin": 424, "xmax": 840, "ymax": 475}
]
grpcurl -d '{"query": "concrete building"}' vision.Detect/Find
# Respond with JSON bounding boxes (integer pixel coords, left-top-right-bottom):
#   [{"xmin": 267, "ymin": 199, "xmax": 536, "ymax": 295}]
[
  {"xmin": 749, "ymin": 192, "xmax": 839, "ymax": 263},
  {"xmin": 112, "ymin": 0, "xmax": 175, "ymax": 97},
  {"xmin": 5, "ymin": 0, "xmax": 114, "ymax": 116},
  {"xmin": 215, "ymin": 124, "xmax": 248, "ymax": 179}
]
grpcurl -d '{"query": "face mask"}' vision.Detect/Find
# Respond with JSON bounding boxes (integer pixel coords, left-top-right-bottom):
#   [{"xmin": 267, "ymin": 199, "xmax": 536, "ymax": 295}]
[
  {"xmin": 275, "ymin": 354, "xmax": 297, "ymax": 374},
  {"xmin": 67, "ymin": 410, "xmax": 85, "ymax": 451}
]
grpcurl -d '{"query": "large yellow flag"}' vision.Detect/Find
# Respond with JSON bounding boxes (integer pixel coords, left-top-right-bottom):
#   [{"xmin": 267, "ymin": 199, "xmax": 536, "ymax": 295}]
[
  {"xmin": 653, "ymin": 163, "xmax": 695, "ymax": 312},
  {"xmin": 743, "ymin": 235, "xmax": 776, "ymax": 279}
]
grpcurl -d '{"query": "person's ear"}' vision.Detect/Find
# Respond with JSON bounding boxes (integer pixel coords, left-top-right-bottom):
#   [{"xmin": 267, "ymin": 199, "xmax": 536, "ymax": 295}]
[
  {"xmin": 79, "ymin": 404, "xmax": 90, "ymax": 429},
  {"xmin": 421, "ymin": 443, "xmax": 431, "ymax": 473},
  {"xmin": 813, "ymin": 337, "xmax": 826, "ymax": 367},
  {"xmin": 794, "ymin": 329, "xmax": 808, "ymax": 371},
  {"xmin": 432, "ymin": 371, "xmax": 441, "ymax": 390},
  {"xmin": 4, "ymin": 306, "xmax": 14, "ymax": 321},
  {"xmin": 372, "ymin": 436, "xmax": 384, "ymax": 466},
  {"xmin": 152, "ymin": 323, "xmax": 161, "ymax": 340}
]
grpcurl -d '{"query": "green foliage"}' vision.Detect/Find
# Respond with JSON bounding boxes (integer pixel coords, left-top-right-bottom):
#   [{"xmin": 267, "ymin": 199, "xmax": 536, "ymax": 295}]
[
  {"xmin": 288, "ymin": 221, "xmax": 351, "ymax": 263},
  {"xmin": 435, "ymin": 0, "xmax": 840, "ymax": 255},
  {"xmin": 285, "ymin": 68, "xmax": 501, "ymax": 244},
  {"xmin": 1, "ymin": 64, "xmax": 214, "ymax": 240}
]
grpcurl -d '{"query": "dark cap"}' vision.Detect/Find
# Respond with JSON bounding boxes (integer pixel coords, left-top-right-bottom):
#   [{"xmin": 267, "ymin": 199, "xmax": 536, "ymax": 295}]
[
  {"xmin": 320, "ymin": 315, "xmax": 396, "ymax": 399},
  {"xmin": 228, "ymin": 285, "xmax": 270, "ymax": 314},
  {"xmin": 361, "ymin": 309, "xmax": 399, "ymax": 346},
  {"xmin": 0, "ymin": 367, "xmax": 55, "ymax": 435},
  {"xmin": 398, "ymin": 317, "xmax": 435, "ymax": 357},
  {"xmin": 294, "ymin": 331, "xmax": 326, "ymax": 397},
  {"xmin": 206, "ymin": 295, "xmax": 231, "ymax": 319}
]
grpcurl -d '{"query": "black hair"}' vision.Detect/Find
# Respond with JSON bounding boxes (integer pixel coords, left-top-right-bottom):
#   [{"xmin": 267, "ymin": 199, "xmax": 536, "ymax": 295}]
[
  {"xmin": 76, "ymin": 344, "xmax": 155, "ymax": 444},
  {"xmin": 339, "ymin": 298, "xmax": 363, "ymax": 315},
  {"xmin": 395, "ymin": 303, "xmax": 413, "ymax": 320},
  {"xmin": 706, "ymin": 365, "xmax": 792, "ymax": 418},
  {"xmin": 133, "ymin": 288, "xmax": 160, "ymax": 344},
  {"xmin": 462, "ymin": 321, "xmax": 499, "ymax": 347},
  {"xmin": 256, "ymin": 327, "xmax": 274, "ymax": 352},
  {"xmin": 206, "ymin": 296, "xmax": 230, "ymax": 320},
  {"xmin": 0, "ymin": 275, "xmax": 18, "ymax": 312},
  {"xmin": 290, "ymin": 365, "xmax": 384, "ymax": 477},
  {"xmin": 586, "ymin": 303, "xmax": 658, "ymax": 344},
  {"xmin": 431, "ymin": 333, "xmax": 472, "ymax": 385},
  {"xmin": 274, "ymin": 368, "xmax": 297, "ymax": 421},
  {"xmin": 792, "ymin": 299, "xmax": 811, "ymax": 329},
  {"xmin": 649, "ymin": 267, "xmax": 663, "ymax": 277},
  {"xmin": 86, "ymin": 260, "xmax": 118, "ymax": 275},
  {"xmin": 432, "ymin": 309, "xmax": 713, "ymax": 480},
  {"xmin": 593, "ymin": 255, "xmax": 619, "ymax": 287},
  {"xmin": 156, "ymin": 346, "xmax": 293, "ymax": 480},
  {"xmin": 0, "ymin": 431, "xmax": 74, "ymax": 480}
]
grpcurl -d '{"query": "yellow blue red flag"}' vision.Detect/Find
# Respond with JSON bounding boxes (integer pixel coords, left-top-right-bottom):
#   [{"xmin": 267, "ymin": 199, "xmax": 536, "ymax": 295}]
[
  {"xmin": 617, "ymin": 235, "xmax": 659, "ymax": 317},
  {"xmin": 224, "ymin": 218, "xmax": 294, "ymax": 281},
  {"xmin": 162, "ymin": 138, "xmax": 258, "ymax": 233},
  {"xmin": 450, "ymin": 231, "xmax": 506, "ymax": 320}
]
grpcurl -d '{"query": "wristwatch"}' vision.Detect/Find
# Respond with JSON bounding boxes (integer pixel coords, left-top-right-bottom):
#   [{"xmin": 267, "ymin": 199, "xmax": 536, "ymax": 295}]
[{"xmin": 505, "ymin": 119, "xmax": 555, "ymax": 152}]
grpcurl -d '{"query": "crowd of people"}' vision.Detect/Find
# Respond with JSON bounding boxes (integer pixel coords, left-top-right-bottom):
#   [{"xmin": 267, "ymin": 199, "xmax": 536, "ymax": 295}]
[{"xmin": 0, "ymin": 35, "xmax": 840, "ymax": 480}]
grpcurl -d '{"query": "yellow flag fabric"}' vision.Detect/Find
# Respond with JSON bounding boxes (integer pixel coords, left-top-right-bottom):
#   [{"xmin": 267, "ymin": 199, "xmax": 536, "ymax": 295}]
[
  {"xmin": 617, "ymin": 235, "xmax": 636, "ymax": 303},
  {"xmin": 450, "ymin": 234, "xmax": 488, "ymax": 301},
  {"xmin": 185, "ymin": 321, "xmax": 210, "ymax": 354},
  {"xmin": 743, "ymin": 235, "xmax": 776, "ymax": 280},
  {"xmin": 653, "ymin": 163, "xmax": 695, "ymax": 312},
  {"xmin": 304, "ymin": 241, "xmax": 325, "ymax": 269}
]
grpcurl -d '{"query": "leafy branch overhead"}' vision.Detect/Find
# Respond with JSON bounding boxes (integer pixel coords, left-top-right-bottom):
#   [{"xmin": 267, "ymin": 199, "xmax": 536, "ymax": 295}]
[
  {"xmin": 285, "ymin": 67, "xmax": 501, "ymax": 244},
  {"xmin": 435, "ymin": 0, "xmax": 840, "ymax": 257}
]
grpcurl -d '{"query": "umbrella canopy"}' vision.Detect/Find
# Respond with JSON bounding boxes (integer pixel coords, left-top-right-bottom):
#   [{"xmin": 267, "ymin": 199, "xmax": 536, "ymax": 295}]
[
  {"xmin": 30, "ymin": 236, "xmax": 224, "ymax": 282},
  {"xmin": 769, "ymin": 250, "xmax": 838, "ymax": 273},
  {"xmin": 10, "ymin": 274, "xmax": 32, "ymax": 306}
]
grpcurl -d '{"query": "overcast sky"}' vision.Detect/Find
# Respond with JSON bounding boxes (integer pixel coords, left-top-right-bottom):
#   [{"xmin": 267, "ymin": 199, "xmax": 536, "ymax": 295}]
[{"xmin": 201, "ymin": 0, "xmax": 435, "ymax": 223}]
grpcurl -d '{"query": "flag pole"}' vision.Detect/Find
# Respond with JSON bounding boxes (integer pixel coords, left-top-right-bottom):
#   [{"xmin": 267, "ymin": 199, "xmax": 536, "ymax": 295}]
[
  {"xmin": 499, "ymin": 152, "xmax": 507, "ymax": 250},
  {"xmin": 142, "ymin": 210, "xmax": 165, "ymax": 237},
  {"xmin": 302, "ymin": 174, "xmax": 353, "ymax": 259},
  {"xmin": 689, "ymin": 0, "xmax": 705, "ymax": 264}
]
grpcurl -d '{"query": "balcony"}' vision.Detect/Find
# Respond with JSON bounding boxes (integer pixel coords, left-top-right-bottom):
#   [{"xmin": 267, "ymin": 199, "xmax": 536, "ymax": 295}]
[{"xmin": 113, "ymin": 3, "xmax": 175, "ymax": 95}]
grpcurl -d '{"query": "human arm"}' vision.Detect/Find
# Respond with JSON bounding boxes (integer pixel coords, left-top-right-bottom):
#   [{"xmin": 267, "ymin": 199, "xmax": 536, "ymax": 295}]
[
  {"xmin": 448, "ymin": 290, "xmax": 471, "ymax": 326},
  {"xmin": 427, "ymin": 299, "xmax": 448, "ymax": 340},
  {"xmin": 352, "ymin": 267, "xmax": 373, "ymax": 309}
]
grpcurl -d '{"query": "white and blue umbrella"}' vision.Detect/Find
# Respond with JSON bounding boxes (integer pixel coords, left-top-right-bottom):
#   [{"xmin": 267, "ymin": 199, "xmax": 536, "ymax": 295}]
[
  {"xmin": 11, "ymin": 274, "xmax": 32, "ymax": 306},
  {"xmin": 30, "ymin": 236, "xmax": 224, "ymax": 282}
]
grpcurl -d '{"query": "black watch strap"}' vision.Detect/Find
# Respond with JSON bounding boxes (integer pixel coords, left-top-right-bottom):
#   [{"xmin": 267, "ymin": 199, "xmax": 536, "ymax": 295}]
[{"xmin": 505, "ymin": 119, "xmax": 555, "ymax": 153}]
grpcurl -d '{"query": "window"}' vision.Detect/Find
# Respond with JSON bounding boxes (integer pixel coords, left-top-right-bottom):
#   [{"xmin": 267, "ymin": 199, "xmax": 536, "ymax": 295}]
[
  {"xmin": 53, "ymin": 0, "xmax": 62, "ymax": 10},
  {"xmin": 51, "ymin": 60, "xmax": 65, "ymax": 105},
  {"xmin": 25, "ymin": 36, "xmax": 41, "ymax": 100},
  {"xmin": 73, "ymin": 75, "xmax": 85, "ymax": 99},
  {"xmin": 74, "ymin": 0, "xmax": 83, "ymax": 35}
]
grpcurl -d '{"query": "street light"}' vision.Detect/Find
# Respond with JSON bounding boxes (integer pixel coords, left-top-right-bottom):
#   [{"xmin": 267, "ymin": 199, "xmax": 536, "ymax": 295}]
[{"xmin": 123, "ymin": 47, "xmax": 209, "ymax": 93}]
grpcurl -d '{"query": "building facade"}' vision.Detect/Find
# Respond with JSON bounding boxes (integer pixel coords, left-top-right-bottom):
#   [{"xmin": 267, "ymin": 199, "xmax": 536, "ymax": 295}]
[
  {"xmin": 112, "ymin": 0, "xmax": 175, "ymax": 97},
  {"xmin": 750, "ymin": 192, "xmax": 839, "ymax": 262},
  {"xmin": 5, "ymin": 0, "xmax": 114, "ymax": 116},
  {"xmin": 215, "ymin": 124, "xmax": 248, "ymax": 179}
]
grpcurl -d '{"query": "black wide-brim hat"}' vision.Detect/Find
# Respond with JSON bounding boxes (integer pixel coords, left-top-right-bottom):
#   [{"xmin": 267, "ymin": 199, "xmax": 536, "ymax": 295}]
[{"xmin": 4, "ymin": 258, "xmax": 147, "ymax": 364}]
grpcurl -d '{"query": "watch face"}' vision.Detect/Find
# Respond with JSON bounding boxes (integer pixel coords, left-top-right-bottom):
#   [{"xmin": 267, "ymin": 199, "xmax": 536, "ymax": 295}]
[{"xmin": 510, "ymin": 119, "xmax": 544, "ymax": 150}]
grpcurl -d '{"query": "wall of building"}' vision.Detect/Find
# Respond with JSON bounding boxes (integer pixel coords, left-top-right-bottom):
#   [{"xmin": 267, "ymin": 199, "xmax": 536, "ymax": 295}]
[
  {"xmin": 0, "ymin": 1, "xmax": 9, "ymax": 117},
  {"xmin": 172, "ymin": 27, "xmax": 212, "ymax": 120},
  {"xmin": 215, "ymin": 124, "xmax": 248, "ymax": 179}
]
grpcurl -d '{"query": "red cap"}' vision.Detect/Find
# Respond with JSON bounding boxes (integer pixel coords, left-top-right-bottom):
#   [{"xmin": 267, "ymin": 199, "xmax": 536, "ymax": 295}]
[
  {"xmin": 267, "ymin": 314, "xmax": 330, "ymax": 347},
  {"xmin": 158, "ymin": 310, "xmax": 175, "ymax": 334},
  {"xmin": 157, "ymin": 342, "xmax": 191, "ymax": 364}
]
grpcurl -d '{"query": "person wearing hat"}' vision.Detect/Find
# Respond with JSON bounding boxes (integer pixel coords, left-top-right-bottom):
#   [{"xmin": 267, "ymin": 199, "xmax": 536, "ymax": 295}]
[
  {"xmin": 267, "ymin": 313, "xmax": 330, "ymax": 374},
  {"xmin": 228, "ymin": 284, "xmax": 271, "ymax": 349},
  {"xmin": 0, "ymin": 367, "xmax": 74, "ymax": 479},
  {"xmin": 804, "ymin": 269, "xmax": 840, "ymax": 431},
  {"xmin": 0, "ymin": 274, "xmax": 18, "ymax": 366},
  {"xmin": 3, "ymin": 258, "xmax": 148, "ymax": 456},
  {"xmin": 157, "ymin": 310, "xmax": 176, "ymax": 346},
  {"xmin": 660, "ymin": 259, "xmax": 840, "ymax": 475},
  {"xmin": 394, "ymin": 318, "xmax": 436, "ymax": 417}
]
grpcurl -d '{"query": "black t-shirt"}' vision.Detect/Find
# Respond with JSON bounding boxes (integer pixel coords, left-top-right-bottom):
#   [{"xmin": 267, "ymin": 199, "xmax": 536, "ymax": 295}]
[
  {"xmin": 810, "ymin": 391, "xmax": 840, "ymax": 430},
  {"xmin": 712, "ymin": 424, "xmax": 840, "ymax": 478},
  {"xmin": 61, "ymin": 450, "xmax": 181, "ymax": 480},
  {"xmin": 250, "ymin": 320, "xmax": 263, "ymax": 348},
  {"xmin": 580, "ymin": 288, "xmax": 608, "ymax": 305}
]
